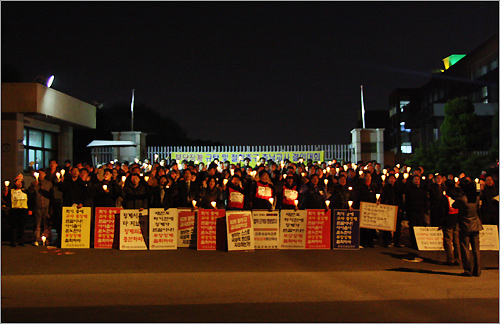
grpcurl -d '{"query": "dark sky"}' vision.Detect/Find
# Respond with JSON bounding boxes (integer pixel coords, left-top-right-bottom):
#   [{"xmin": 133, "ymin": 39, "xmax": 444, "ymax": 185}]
[{"xmin": 2, "ymin": 1, "xmax": 498, "ymax": 145}]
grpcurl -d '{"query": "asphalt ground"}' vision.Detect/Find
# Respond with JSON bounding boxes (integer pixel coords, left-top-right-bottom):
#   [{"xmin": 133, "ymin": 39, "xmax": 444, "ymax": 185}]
[{"xmin": 2, "ymin": 235, "xmax": 499, "ymax": 323}]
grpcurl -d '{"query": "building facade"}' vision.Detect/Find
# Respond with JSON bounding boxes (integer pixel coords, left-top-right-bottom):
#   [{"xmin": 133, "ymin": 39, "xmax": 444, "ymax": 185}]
[{"xmin": 2, "ymin": 83, "xmax": 96, "ymax": 181}]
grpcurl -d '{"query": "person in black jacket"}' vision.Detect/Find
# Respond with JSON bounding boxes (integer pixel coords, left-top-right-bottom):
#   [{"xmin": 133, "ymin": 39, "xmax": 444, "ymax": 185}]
[
  {"xmin": 428, "ymin": 174, "xmax": 446, "ymax": 227},
  {"xmin": 331, "ymin": 175, "xmax": 352, "ymax": 210},
  {"xmin": 404, "ymin": 175, "xmax": 430, "ymax": 249},
  {"xmin": 60, "ymin": 167, "xmax": 87, "ymax": 208},
  {"xmin": 381, "ymin": 174, "xmax": 402, "ymax": 247},
  {"xmin": 357, "ymin": 172, "xmax": 379, "ymax": 248},
  {"xmin": 300, "ymin": 174, "xmax": 328, "ymax": 210},
  {"xmin": 176, "ymin": 169, "xmax": 199, "ymax": 208},
  {"xmin": 480, "ymin": 176, "xmax": 498, "ymax": 225},
  {"xmin": 94, "ymin": 169, "xmax": 119, "ymax": 207},
  {"xmin": 150, "ymin": 176, "xmax": 176, "ymax": 209},
  {"xmin": 439, "ymin": 182, "xmax": 461, "ymax": 266}
]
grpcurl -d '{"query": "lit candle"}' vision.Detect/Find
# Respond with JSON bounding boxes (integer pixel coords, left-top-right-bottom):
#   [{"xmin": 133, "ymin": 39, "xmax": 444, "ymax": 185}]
[
  {"xmin": 223, "ymin": 179, "xmax": 228, "ymax": 186},
  {"xmin": 454, "ymin": 177, "xmax": 459, "ymax": 182},
  {"xmin": 324, "ymin": 179, "xmax": 329, "ymax": 186},
  {"xmin": 383, "ymin": 169, "xmax": 387, "ymax": 175},
  {"xmin": 359, "ymin": 170, "xmax": 363, "ymax": 176},
  {"xmin": 34, "ymin": 172, "xmax": 39, "ymax": 181},
  {"xmin": 305, "ymin": 166, "xmax": 308, "ymax": 172},
  {"xmin": 60, "ymin": 169, "xmax": 65, "ymax": 176},
  {"xmin": 317, "ymin": 161, "xmax": 321, "ymax": 165},
  {"xmin": 103, "ymin": 184, "xmax": 108, "ymax": 191},
  {"xmin": 154, "ymin": 154, "xmax": 159, "ymax": 161},
  {"xmin": 230, "ymin": 169, "xmax": 234, "ymax": 176},
  {"xmin": 301, "ymin": 172, "xmax": 306, "ymax": 177},
  {"xmin": 192, "ymin": 200, "xmax": 197, "ymax": 207},
  {"xmin": 144, "ymin": 176, "xmax": 149, "ymax": 182},
  {"xmin": 140, "ymin": 173, "xmax": 144, "ymax": 177},
  {"xmin": 396, "ymin": 164, "xmax": 400, "ymax": 169},
  {"xmin": 322, "ymin": 169, "xmax": 326, "ymax": 174},
  {"xmin": 348, "ymin": 201, "xmax": 353, "ymax": 208},
  {"xmin": 328, "ymin": 161, "xmax": 333, "ymax": 166},
  {"xmin": 325, "ymin": 200, "xmax": 330, "ymax": 208},
  {"xmin": 407, "ymin": 167, "xmax": 411, "ymax": 173},
  {"xmin": 56, "ymin": 172, "xmax": 60, "ymax": 179},
  {"xmin": 4, "ymin": 180, "xmax": 10, "ymax": 187},
  {"xmin": 294, "ymin": 199, "xmax": 299, "ymax": 207},
  {"xmin": 443, "ymin": 191, "xmax": 446, "ymax": 196},
  {"xmin": 335, "ymin": 167, "xmax": 340, "ymax": 174},
  {"xmin": 283, "ymin": 174, "xmax": 287, "ymax": 179},
  {"xmin": 239, "ymin": 156, "xmax": 243, "ymax": 161},
  {"xmin": 475, "ymin": 178, "xmax": 479, "ymax": 184},
  {"xmin": 422, "ymin": 176, "xmax": 426, "ymax": 180},
  {"xmin": 121, "ymin": 175, "xmax": 126, "ymax": 183},
  {"xmin": 327, "ymin": 167, "xmax": 331, "ymax": 173},
  {"xmin": 348, "ymin": 186, "xmax": 353, "ymax": 191},
  {"xmin": 343, "ymin": 165, "xmax": 348, "ymax": 171},
  {"xmin": 376, "ymin": 193, "xmax": 380, "ymax": 201},
  {"xmin": 403, "ymin": 173, "xmax": 409, "ymax": 179},
  {"xmin": 476, "ymin": 182, "xmax": 481, "ymax": 191},
  {"xmin": 435, "ymin": 173, "xmax": 439, "ymax": 176},
  {"xmin": 381, "ymin": 175, "xmax": 386, "ymax": 182},
  {"xmin": 269, "ymin": 198, "xmax": 274, "ymax": 206},
  {"xmin": 134, "ymin": 158, "xmax": 140, "ymax": 163},
  {"xmin": 353, "ymin": 164, "xmax": 357, "ymax": 171},
  {"xmin": 211, "ymin": 201, "xmax": 216, "ymax": 208},
  {"xmin": 41, "ymin": 235, "xmax": 46, "ymax": 246},
  {"xmin": 395, "ymin": 173, "xmax": 400, "ymax": 179},
  {"xmin": 176, "ymin": 159, "xmax": 180, "ymax": 165}
]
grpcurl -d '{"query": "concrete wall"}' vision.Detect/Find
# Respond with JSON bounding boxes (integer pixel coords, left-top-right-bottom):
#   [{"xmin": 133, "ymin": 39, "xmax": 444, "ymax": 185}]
[
  {"xmin": 350, "ymin": 128, "xmax": 385, "ymax": 166},
  {"xmin": 112, "ymin": 131, "xmax": 147, "ymax": 162}
]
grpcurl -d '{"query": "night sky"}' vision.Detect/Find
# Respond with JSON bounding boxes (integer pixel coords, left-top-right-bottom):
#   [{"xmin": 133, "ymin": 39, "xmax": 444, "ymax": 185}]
[{"xmin": 2, "ymin": 2, "xmax": 498, "ymax": 145}]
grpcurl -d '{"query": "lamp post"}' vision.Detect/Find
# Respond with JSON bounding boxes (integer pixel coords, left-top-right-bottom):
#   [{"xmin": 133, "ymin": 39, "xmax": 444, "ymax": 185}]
[{"xmin": 34, "ymin": 75, "xmax": 55, "ymax": 88}]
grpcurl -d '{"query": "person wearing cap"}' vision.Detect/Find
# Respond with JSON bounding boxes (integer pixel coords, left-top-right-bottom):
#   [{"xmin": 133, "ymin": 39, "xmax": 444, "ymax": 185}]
[
  {"xmin": 3, "ymin": 174, "xmax": 29, "ymax": 247},
  {"xmin": 28, "ymin": 169, "xmax": 54, "ymax": 246}
]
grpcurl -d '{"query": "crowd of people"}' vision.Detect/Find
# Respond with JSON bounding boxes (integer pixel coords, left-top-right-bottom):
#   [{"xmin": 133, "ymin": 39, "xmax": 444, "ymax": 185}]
[{"xmin": 3, "ymin": 156, "xmax": 498, "ymax": 276}]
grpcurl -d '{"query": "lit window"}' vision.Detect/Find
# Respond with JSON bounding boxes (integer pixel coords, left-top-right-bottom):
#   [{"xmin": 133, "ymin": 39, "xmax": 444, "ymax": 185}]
[{"xmin": 401, "ymin": 142, "xmax": 412, "ymax": 154}]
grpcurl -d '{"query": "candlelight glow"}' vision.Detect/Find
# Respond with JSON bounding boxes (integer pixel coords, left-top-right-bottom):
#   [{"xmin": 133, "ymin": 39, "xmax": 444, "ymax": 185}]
[
  {"xmin": 407, "ymin": 167, "xmax": 411, "ymax": 173},
  {"xmin": 60, "ymin": 169, "xmax": 65, "ymax": 176},
  {"xmin": 376, "ymin": 193, "xmax": 380, "ymax": 200},
  {"xmin": 443, "ymin": 191, "xmax": 446, "ymax": 196},
  {"xmin": 223, "ymin": 179, "xmax": 228, "ymax": 185},
  {"xmin": 34, "ymin": 172, "xmax": 39, "ymax": 180},
  {"xmin": 294, "ymin": 199, "xmax": 299, "ymax": 206},
  {"xmin": 348, "ymin": 186, "xmax": 353, "ymax": 191},
  {"xmin": 5, "ymin": 180, "xmax": 10, "ymax": 187},
  {"xmin": 383, "ymin": 169, "xmax": 387, "ymax": 175},
  {"xmin": 403, "ymin": 173, "xmax": 409, "ymax": 179},
  {"xmin": 192, "ymin": 200, "xmax": 197, "ymax": 207},
  {"xmin": 325, "ymin": 200, "xmax": 330, "ymax": 207},
  {"xmin": 211, "ymin": 201, "xmax": 216, "ymax": 208},
  {"xmin": 283, "ymin": 174, "xmax": 287, "ymax": 179},
  {"xmin": 395, "ymin": 173, "xmax": 400, "ymax": 178},
  {"xmin": 144, "ymin": 176, "xmax": 149, "ymax": 182},
  {"xmin": 121, "ymin": 176, "xmax": 126, "ymax": 182},
  {"xmin": 324, "ymin": 179, "xmax": 328, "ymax": 186},
  {"xmin": 359, "ymin": 170, "xmax": 363, "ymax": 176},
  {"xmin": 475, "ymin": 178, "xmax": 479, "ymax": 184},
  {"xmin": 348, "ymin": 200, "xmax": 353, "ymax": 207},
  {"xmin": 56, "ymin": 172, "xmax": 60, "ymax": 178},
  {"xmin": 381, "ymin": 175, "xmax": 386, "ymax": 182},
  {"xmin": 343, "ymin": 165, "xmax": 348, "ymax": 171},
  {"xmin": 454, "ymin": 177, "xmax": 459, "ymax": 182},
  {"xmin": 422, "ymin": 176, "xmax": 426, "ymax": 180}
]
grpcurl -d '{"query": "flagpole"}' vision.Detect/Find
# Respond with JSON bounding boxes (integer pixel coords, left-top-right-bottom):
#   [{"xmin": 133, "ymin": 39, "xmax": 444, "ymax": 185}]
[
  {"xmin": 361, "ymin": 85, "xmax": 366, "ymax": 129},
  {"xmin": 131, "ymin": 89, "xmax": 135, "ymax": 131}
]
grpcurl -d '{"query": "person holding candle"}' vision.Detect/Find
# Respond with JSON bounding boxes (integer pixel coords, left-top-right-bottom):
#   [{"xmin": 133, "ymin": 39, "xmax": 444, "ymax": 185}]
[
  {"xmin": 300, "ymin": 173, "xmax": 327, "ymax": 210},
  {"xmin": 3, "ymin": 174, "xmax": 29, "ymax": 247},
  {"xmin": 438, "ymin": 183, "xmax": 462, "ymax": 266},
  {"xmin": 251, "ymin": 170, "xmax": 275, "ymax": 210},
  {"xmin": 428, "ymin": 174, "xmax": 446, "ymax": 227},
  {"xmin": 177, "ymin": 169, "xmax": 200, "ymax": 208},
  {"xmin": 199, "ymin": 176, "xmax": 223, "ymax": 209},
  {"xmin": 224, "ymin": 174, "xmax": 246, "ymax": 211},
  {"xmin": 280, "ymin": 174, "xmax": 299, "ymax": 210},
  {"xmin": 27, "ymin": 169, "xmax": 54, "ymax": 246},
  {"xmin": 380, "ymin": 174, "xmax": 403, "ymax": 248},
  {"xmin": 449, "ymin": 186, "xmax": 483, "ymax": 277},
  {"xmin": 122, "ymin": 173, "xmax": 148, "ymax": 210},
  {"xmin": 150, "ymin": 176, "xmax": 176, "ymax": 209},
  {"xmin": 357, "ymin": 172, "xmax": 379, "ymax": 248},
  {"xmin": 95, "ymin": 169, "xmax": 119, "ymax": 207}
]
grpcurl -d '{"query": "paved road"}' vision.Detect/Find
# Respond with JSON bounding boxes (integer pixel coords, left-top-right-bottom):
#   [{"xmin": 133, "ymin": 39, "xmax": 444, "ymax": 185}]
[{"xmin": 2, "ymin": 241, "xmax": 498, "ymax": 322}]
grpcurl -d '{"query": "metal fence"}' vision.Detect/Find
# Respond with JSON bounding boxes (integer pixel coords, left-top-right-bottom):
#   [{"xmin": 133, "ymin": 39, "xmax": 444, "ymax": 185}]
[{"xmin": 147, "ymin": 144, "xmax": 353, "ymax": 163}]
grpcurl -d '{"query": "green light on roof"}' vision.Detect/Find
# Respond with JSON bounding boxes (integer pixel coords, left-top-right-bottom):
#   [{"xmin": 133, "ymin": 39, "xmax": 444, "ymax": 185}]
[{"xmin": 442, "ymin": 54, "xmax": 466, "ymax": 70}]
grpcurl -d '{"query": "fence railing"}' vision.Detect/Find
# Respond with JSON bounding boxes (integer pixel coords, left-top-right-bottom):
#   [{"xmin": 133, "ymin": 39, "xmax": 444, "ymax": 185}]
[{"xmin": 147, "ymin": 144, "xmax": 353, "ymax": 163}]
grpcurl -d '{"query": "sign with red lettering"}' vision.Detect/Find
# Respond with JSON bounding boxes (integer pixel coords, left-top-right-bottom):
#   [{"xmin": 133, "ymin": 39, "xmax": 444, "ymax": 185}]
[
  {"xmin": 94, "ymin": 207, "xmax": 122, "ymax": 249},
  {"xmin": 252, "ymin": 210, "xmax": 280, "ymax": 249},
  {"xmin": 226, "ymin": 211, "xmax": 254, "ymax": 251},
  {"xmin": 280, "ymin": 210, "xmax": 307, "ymax": 249},
  {"xmin": 62, "ymin": 207, "xmax": 92, "ymax": 249},
  {"xmin": 305, "ymin": 209, "xmax": 331, "ymax": 249},
  {"xmin": 178, "ymin": 209, "xmax": 196, "ymax": 248},
  {"xmin": 149, "ymin": 208, "xmax": 178, "ymax": 250},
  {"xmin": 120, "ymin": 209, "xmax": 148, "ymax": 250},
  {"xmin": 197, "ymin": 209, "xmax": 225, "ymax": 250}
]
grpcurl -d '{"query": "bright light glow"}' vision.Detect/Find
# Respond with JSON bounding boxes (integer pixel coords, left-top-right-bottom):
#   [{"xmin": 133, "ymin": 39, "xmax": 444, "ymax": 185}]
[
  {"xmin": 103, "ymin": 185, "xmax": 108, "ymax": 191},
  {"xmin": 5, "ymin": 181, "xmax": 10, "ymax": 187},
  {"xmin": 122, "ymin": 176, "xmax": 126, "ymax": 182},
  {"xmin": 294, "ymin": 199, "xmax": 299, "ymax": 206},
  {"xmin": 211, "ymin": 201, "xmax": 216, "ymax": 208},
  {"xmin": 381, "ymin": 175, "xmax": 386, "ymax": 182},
  {"xmin": 283, "ymin": 174, "xmax": 287, "ymax": 179},
  {"xmin": 325, "ymin": 200, "xmax": 330, "ymax": 207},
  {"xmin": 348, "ymin": 186, "xmax": 352, "ymax": 191},
  {"xmin": 223, "ymin": 179, "xmax": 228, "ymax": 185},
  {"xmin": 324, "ymin": 179, "xmax": 328, "ymax": 186},
  {"xmin": 376, "ymin": 193, "xmax": 380, "ymax": 200},
  {"xmin": 192, "ymin": 200, "xmax": 197, "ymax": 207},
  {"xmin": 403, "ymin": 173, "xmax": 409, "ymax": 179},
  {"xmin": 348, "ymin": 201, "xmax": 353, "ymax": 207},
  {"xmin": 454, "ymin": 177, "xmax": 459, "ymax": 182},
  {"xmin": 144, "ymin": 176, "xmax": 149, "ymax": 182},
  {"xmin": 343, "ymin": 165, "xmax": 348, "ymax": 171},
  {"xmin": 46, "ymin": 75, "xmax": 54, "ymax": 88},
  {"xmin": 269, "ymin": 198, "xmax": 274, "ymax": 205}
]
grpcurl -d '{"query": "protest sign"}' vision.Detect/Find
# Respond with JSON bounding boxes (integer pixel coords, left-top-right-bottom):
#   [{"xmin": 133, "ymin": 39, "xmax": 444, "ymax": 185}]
[
  {"xmin": 197, "ymin": 209, "xmax": 225, "ymax": 250},
  {"xmin": 94, "ymin": 207, "xmax": 122, "ymax": 249},
  {"xmin": 479, "ymin": 225, "xmax": 499, "ymax": 251},
  {"xmin": 149, "ymin": 208, "xmax": 178, "ymax": 250},
  {"xmin": 178, "ymin": 208, "xmax": 197, "ymax": 248},
  {"xmin": 252, "ymin": 210, "xmax": 280, "ymax": 249},
  {"xmin": 414, "ymin": 227, "xmax": 444, "ymax": 251},
  {"xmin": 62, "ymin": 207, "xmax": 92, "ymax": 248},
  {"xmin": 280, "ymin": 210, "xmax": 307, "ymax": 249},
  {"xmin": 360, "ymin": 202, "xmax": 398, "ymax": 231},
  {"xmin": 333, "ymin": 209, "xmax": 360, "ymax": 249},
  {"xmin": 305, "ymin": 209, "xmax": 331, "ymax": 249},
  {"xmin": 119, "ymin": 209, "xmax": 148, "ymax": 250},
  {"xmin": 226, "ymin": 211, "xmax": 254, "ymax": 251}
]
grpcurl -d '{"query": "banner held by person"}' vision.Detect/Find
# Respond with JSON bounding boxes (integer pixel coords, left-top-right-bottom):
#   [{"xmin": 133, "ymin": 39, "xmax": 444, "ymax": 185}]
[
  {"xmin": 252, "ymin": 210, "xmax": 280, "ymax": 250},
  {"xmin": 94, "ymin": 207, "xmax": 122, "ymax": 249},
  {"xmin": 62, "ymin": 206, "xmax": 92, "ymax": 248},
  {"xmin": 479, "ymin": 225, "xmax": 499, "ymax": 251},
  {"xmin": 333, "ymin": 209, "xmax": 360, "ymax": 249},
  {"xmin": 280, "ymin": 210, "xmax": 307, "ymax": 249},
  {"xmin": 359, "ymin": 202, "xmax": 398, "ymax": 232},
  {"xmin": 197, "ymin": 209, "xmax": 225, "ymax": 250},
  {"xmin": 149, "ymin": 208, "xmax": 178, "ymax": 250},
  {"xmin": 120, "ymin": 209, "xmax": 148, "ymax": 250},
  {"xmin": 178, "ymin": 208, "xmax": 197, "ymax": 248},
  {"xmin": 226, "ymin": 210, "xmax": 254, "ymax": 251},
  {"xmin": 306, "ymin": 209, "xmax": 331, "ymax": 249}
]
